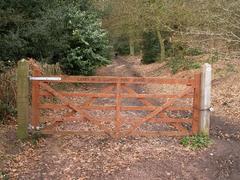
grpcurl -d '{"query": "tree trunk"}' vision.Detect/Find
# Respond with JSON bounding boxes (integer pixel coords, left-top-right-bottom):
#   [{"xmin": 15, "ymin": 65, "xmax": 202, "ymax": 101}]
[
  {"xmin": 157, "ymin": 30, "xmax": 165, "ymax": 61},
  {"xmin": 129, "ymin": 38, "xmax": 135, "ymax": 56}
]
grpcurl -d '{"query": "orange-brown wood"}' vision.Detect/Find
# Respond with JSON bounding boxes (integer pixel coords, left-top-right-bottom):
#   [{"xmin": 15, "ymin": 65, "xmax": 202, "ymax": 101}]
[
  {"xmin": 121, "ymin": 106, "xmax": 193, "ymax": 111},
  {"xmin": 41, "ymin": 129, "xmax": 109, "ymax": 136},
  {"xmin": 192, "ymin": 73, "xmax": 201, "ymax": 134},
  {"xmin": 170, "ymin": 123, "xmax": 188, "ymax": 133},
  {"xmin": 125, "ymin": 87, "xmax": 192, "ymax": 136},
  {"xmin": 115, "ymin": 81, "xmax": 121, "ymax": 138},
  {"xmin": 29, "ymin": 60, "xmax": 200, "ymax": 138},
  {"xmin": 122, "ymin": 130, "xmax": 191, "ymax": 137},
  {"xmin": 41, "ymin": 91, "xmax": 193, "ymax": 100},
  {"xmin": 122, "ymin": 85, "xmax": 153, "ymax": 106},
  {"xmin": 40, "ymin": 103, "xmax": 193, "ymax": 111},
  {"xmin": 159, "ymin": 113, "xmax": 189, "ymax": 133},
  {"xmin": 28, "ymin": 59, "xmax": 43, "ymax": 74},
  {"xmin": 32, "ymin": 75, "xmax": 195, "ymax": 85},
  {"xmin": 40, "ymin": 104, "xmax": 116, "ymax": 110},
  {"xmin": 44, "ymin": 115, "xmax": 192, "ymax": 125},
  {"xmin": 44, "ymin": 116, "xmax": 84, "ymax": 123},
  {"xmin": 82, "ymin": 85, "xmax": 114, "ymax": 106},
  {"xmin": 41, "ymin": 91, "xmax": 116, "ymax": 98},
  {"xmin": 40, "ymin": 82, "xmax": 113, "ymax": 136},
  {"xmin": 121, "ymin": 93, "xmax": 193, "ymax": 99},
  {"xmin": 31, "ymin": 68, "xmax": 41, "ymax": 128}
]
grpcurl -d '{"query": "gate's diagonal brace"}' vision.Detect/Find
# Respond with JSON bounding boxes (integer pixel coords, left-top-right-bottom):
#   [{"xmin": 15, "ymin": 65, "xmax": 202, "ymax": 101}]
[
  {"xmin": 160, "ymin": 113, "xmax": 189, "ymax": 133},
  {"xmin": 40, "ymin": 82, "xmax": 113, "ymax": 136},
  {"xmin": 123, "ymin": 84, "xmax": 191, "ymax": 134},
  {"xmin": 82, "ymin": 85, "xmax": 114, "ymax": 106},
  {"xmin": 125, "ymin": 87, "xmax": 193, "ymax": 136},
  {"xmin": 51, "ymin": 110, "xmax": 78, "ymax": 126},
  {"xmin": 122, "ymin": 84, "xmax": 153, "ymax": 106}
]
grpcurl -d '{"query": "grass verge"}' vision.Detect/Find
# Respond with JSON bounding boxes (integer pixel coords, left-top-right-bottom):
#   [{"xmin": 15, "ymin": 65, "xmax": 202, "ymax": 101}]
[{"xmin": 180, "ymin": 134, "xmax": 212, "ymax": 150}]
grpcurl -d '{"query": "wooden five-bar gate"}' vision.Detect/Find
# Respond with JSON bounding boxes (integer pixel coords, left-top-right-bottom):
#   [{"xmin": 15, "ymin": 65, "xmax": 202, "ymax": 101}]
[{"xmin": 17, "ymin": 59, "xmax": 211, "ymax": 139}]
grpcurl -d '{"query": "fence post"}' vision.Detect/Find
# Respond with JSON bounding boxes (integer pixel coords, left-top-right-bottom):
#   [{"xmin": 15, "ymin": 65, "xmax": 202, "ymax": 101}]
[
  {"xmin": 200, "ymin": 63, "xmax": 212, "ymax": 135},
  {"xmin": 17, "ymin": 59, "xmax": 29, "ymax": 139}
]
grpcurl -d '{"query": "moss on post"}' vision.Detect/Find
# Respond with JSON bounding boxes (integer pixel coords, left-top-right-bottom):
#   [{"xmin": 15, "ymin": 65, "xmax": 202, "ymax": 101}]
[{"xmin": 17, "ymin": 59, "xmax": 29, "ymax": 140}]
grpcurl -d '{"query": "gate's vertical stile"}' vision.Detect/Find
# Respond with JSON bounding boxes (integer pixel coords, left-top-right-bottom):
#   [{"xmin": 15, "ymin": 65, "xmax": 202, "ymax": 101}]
[
  {"xmin": 115, "ymin": 79, "xmax": 121, "ymax": 138},
  {"xmin": 31, "ymin": 68, "xmax": 41, "ymax": 129},
  {"xmin": 192, "ymin": 73, "xmax": 201, "ymax": 134}
]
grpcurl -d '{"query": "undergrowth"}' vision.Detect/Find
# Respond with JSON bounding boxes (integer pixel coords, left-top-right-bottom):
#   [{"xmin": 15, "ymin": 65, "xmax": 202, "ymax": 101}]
[
  {"xmin": 167, "ymin": 55, "xmax": 201, "ymax": 74},
  {"xmin": 180, "ymin": 134, "xmax": 212, "ymax": 150},
  {"xmin": 0, "ymin": 68, "xmax": 16, "ymax": 124}
]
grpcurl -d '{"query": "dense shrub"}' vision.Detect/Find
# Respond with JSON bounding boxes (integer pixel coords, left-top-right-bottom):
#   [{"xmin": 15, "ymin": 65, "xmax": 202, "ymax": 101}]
[
  {"xmin": 166, "ymin": 42, "xmax": 201, "ymax": 74},
  {"xmin": 165, "ymin": 41, "xmax": 204, "ymax": 57},
  {"xmin": 0, "ymin": 0, "xmax": 110, "ymax": 75},
  {"xmin": 185, "ymin": 47, "xmax": 204, "ymax": 56},
  {"xmin": 113, "ymin": 36, "xmax": 130, "ymax": 55},
  {"xmin": 59, "ymin": 10, "xmax": 110, "ymax": 75},
  {"xmin": 167, "ymin": 55, "xmax": 200, "ymax": 74},
  {"xmin": 141, "ymin": 31, "xmax": 160, "ymax": 64}
]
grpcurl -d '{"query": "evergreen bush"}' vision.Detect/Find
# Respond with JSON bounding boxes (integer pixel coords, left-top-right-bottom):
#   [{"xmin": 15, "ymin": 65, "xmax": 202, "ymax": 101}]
[
  {"xmin": 60, "ymin": 10, "xmax": 110, "ymax": 75},
  {"xmin": 141, "ymin": 31, "xmax": 160, "ymax": 64}
]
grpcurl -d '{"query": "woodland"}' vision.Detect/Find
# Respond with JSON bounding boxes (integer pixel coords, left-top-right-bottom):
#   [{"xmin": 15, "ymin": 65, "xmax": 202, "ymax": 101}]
[{"xmin": 0, "ymin": 1, "xmax": 240, "ymax": 179}]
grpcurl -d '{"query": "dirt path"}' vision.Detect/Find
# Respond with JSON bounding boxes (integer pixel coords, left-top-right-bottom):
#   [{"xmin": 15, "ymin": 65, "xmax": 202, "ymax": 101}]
[
  {"xmin": 98, "ymin": 57, "xmax": 240, "ymax": 180},
  {"xmin": 1, "ymin": 57, "xmax": 240, "ymax": 180}
]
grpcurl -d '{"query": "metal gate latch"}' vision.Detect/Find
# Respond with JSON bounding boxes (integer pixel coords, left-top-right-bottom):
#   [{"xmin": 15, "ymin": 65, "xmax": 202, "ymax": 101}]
[{"xmin": 29, "ymin": 76, "xmax": 62, "ymax": 81}]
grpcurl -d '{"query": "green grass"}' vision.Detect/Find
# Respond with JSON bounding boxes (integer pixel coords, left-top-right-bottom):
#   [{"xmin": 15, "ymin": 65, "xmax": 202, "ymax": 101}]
[{"xmin": 180, "ymin": 134, "xmax": 212, "ymax": 150}]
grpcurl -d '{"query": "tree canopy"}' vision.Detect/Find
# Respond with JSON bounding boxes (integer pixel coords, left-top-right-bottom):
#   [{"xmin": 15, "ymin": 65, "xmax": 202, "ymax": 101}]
[{"xmin": 0, "ymin": 0, "xmax": 239, "ymax": 74}]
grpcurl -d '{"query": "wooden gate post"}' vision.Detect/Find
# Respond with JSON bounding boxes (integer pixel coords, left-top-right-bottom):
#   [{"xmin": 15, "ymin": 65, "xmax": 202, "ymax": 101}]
[
  {"xmin": 17, "ymin": 59, "xmax": 29, "ymax": 139},
  {"xmin": 200, "ymin": 63, "xmax": 212, "ymax": 135}
]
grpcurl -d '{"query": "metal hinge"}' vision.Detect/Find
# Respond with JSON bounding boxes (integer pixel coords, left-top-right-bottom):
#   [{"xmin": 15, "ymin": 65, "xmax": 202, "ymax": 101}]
[{"xmin": 28, "ymin": 124, "xmax": 45, "ymax": 131}]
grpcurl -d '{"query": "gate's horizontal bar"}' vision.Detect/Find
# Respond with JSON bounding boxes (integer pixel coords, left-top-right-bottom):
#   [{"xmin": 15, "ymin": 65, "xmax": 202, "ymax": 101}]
[
  {"xmin": 40, "ymin": 91, "xmax": 193, "ymax": 99},
  {"xmin": 44, "ymin": 115, "xmax": 193, "ymax": 124},
  {"xmin": 41, "ymin": 129, "xmax": 109, "ymax": 136},
  {"xmin": 30, "ymin": 76, "xmax": 62, "ymax": 81},
  {"xmin": 40, "ymin": 91, "xmax": 116, "ymax": 98},
  {"xmin": 41, "ymin": 129, "xmax": 190, "ymax": 137},
  {"xmin": 31, "ymin": 75, "xmax": 195, "ymax": 85},
  {"xmin": 40, "ymin": 104, "xmax": 115, "ymax": 110},
  {"xmin": 121, "ymin": 130, "xmax": 191, "ymax": 137},
  {"xmin": 121, "ymin": 93, "xmax": 193, "ymax": 99},
  {"xmin": 121, "ymin": 106, "xmax": 193, "ymax": 111},
  {"xmin": 40, "ymin": 103, "xmax": 193, "ymax": 111}
]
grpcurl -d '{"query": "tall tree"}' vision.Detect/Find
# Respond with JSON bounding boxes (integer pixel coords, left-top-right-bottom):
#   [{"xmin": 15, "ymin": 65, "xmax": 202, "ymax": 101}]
[{"xmin": 94, "ymin": 0, "xmax": 143, "ymax": 56}]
